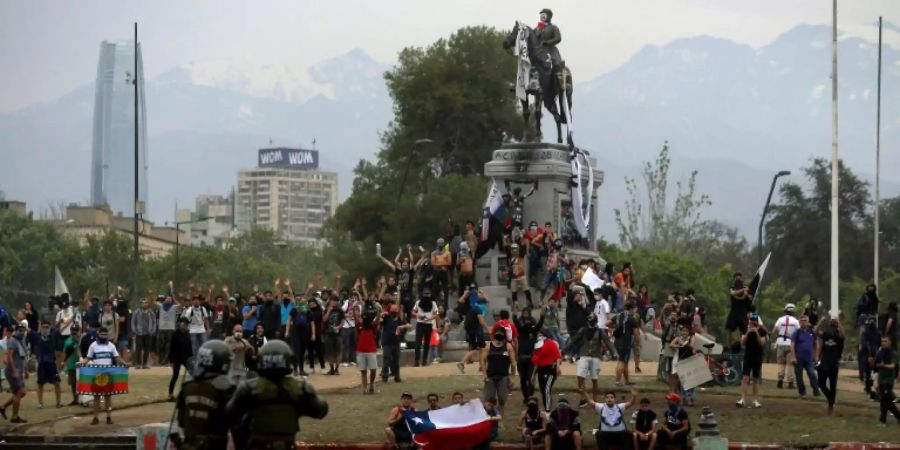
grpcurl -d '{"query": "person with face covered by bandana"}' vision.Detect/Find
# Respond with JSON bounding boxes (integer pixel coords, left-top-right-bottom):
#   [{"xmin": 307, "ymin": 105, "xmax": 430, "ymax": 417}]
[
  {"xmin": 412, "ymin": 289, "xmax": 437, "ymax": 367},
  {"xmin": 481, "ymin": 328, "xmax": 517, "ymax": 414},
  {"xmin": 514, "ymin": 306, "xmax": 545, "ymax": 401},
  {"xmin": 518, "ymin": 396, "xmax": 547, "ymax": 450},
  {"xmin": 430, "ymin": 238, "xmax": 452, "ymax": 304},
  {"xmin": 86, "ymin": 327, "xmax": 120, "ymax": 424},
  {"xmin": 564, "ymin": 313, "xmax": 604, "ymax": 407},
  {"xmin": 544, "ymin": 398, "xmax": 581, "ymax": 450},
  {"xmin": 457, "ymin": 241, "xmax": 476, "ymax": 298}
]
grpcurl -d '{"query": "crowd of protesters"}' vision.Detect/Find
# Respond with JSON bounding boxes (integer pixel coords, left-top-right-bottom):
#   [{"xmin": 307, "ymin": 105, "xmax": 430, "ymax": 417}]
[{"xmin": 0, "ymin": 211, "xmax": 897, "ymax": 438}]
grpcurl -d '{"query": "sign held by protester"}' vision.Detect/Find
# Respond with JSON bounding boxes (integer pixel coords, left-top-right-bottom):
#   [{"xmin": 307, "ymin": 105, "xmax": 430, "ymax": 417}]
[
  {"xmin": 675, "ymin": 354, "xmax": 712, "ymax": 390},
  {"xmin": 580, "ymin": 267, "xmax": 604, "ymax": 292}
]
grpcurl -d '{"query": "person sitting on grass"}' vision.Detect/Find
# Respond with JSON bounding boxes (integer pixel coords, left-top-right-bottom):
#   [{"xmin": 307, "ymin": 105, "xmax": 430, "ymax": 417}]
[
  {"xmin": 474, "ymin": 397, "xmax": 503, "ymax": 450},
  {"xmin": 658, "ymin": 392, "xmax": 691, "ymax": 450},
  {"xmin": 385, "ymin": 392, "xmax": 415, "ymax": 450},
  {"xmin": 518, "ymin": 395, "xmax": 547, "ymax": 450},
  {"xmin": 581, "ymin": 388, "xmax": 638, "ymax": 450},
  {"xmin": 630, "ymin": 398, "xmax": 657, "ymax": 450},
  {"xmin": 426, "ymin": 393, "xmax": 441, "ymax": 411},
  {"xmin": 544, "ymin": 397, "xmax": 581, "ymax": 450},
  {"xmin": 452, "ymin": 391, "xmax": 467, "ymax": 406}
]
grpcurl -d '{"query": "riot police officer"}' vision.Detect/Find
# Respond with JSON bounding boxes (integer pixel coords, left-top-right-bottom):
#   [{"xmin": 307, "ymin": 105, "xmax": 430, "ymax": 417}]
[
  {"xmin": 227, "ymin": 339, "xmax": 328, "ymax": 450},
  {"xmin": 174, "ymin": 339, "xmax": 236, "ymax": 450}
]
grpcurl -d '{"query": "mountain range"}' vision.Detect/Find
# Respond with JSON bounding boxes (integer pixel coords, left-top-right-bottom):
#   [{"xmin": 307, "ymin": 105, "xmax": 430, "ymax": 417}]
[{"xmin": 1, "ymin": 24, "xmax": 898, "ymax": 242}]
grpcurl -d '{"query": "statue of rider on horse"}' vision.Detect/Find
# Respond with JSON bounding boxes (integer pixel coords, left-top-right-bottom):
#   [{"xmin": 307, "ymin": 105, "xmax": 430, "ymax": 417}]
[{"xmin": 504, "ymin": 8, "xmax": 574, "ymax": 144}]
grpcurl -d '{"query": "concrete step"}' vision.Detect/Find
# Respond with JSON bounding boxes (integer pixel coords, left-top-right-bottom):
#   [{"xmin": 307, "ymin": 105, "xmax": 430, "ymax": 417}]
[{"xmin": 0, "ymin": 434, "xmax": 134, "ymax": 449}]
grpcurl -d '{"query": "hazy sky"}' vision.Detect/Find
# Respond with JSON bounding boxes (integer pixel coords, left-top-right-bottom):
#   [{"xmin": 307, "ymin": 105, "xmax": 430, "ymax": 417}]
[{"xmin": 1, "ymin": 0, "xmax": 897, "ymax": 112}]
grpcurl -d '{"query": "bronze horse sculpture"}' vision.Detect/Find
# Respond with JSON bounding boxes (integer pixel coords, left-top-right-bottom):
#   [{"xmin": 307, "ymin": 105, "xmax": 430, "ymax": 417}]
[{"xmin": 503, "ymin": 21, "xmax": 574, "ymax": 144}]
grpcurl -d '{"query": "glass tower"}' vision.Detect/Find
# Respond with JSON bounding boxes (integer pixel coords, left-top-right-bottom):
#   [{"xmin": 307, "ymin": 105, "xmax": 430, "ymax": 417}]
[{"xmin": 90, "ymin": 40, "xmax": 148, "ymax": 216}]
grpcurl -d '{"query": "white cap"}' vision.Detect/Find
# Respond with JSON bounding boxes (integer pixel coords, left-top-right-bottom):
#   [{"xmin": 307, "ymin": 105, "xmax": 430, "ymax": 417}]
[{"xmin": 784, "ymin": 303, "xmax": 796, "ymax": 312}]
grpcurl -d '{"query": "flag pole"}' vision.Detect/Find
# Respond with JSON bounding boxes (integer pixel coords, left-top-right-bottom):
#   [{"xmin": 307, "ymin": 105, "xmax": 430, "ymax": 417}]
[
  {"xmin": 874, "ymin": 16, "xmax": 882, "ymax": 288},
  {"xmin": 829, "ymin": 0, "xmax": 840, "ymax": 317}
]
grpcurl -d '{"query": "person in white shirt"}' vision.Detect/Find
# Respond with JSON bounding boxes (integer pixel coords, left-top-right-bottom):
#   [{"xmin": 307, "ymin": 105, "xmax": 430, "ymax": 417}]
[
  {"xmin": 592, "ymin": 289, "xmax": 617, "ymax": 359},
  {"xmin": 55, "ymin": 294, "xmax": 81, "ymax": 368},
  {"xmin": 581, "ymin": 387, "xmax": 638, "ymax": 450},
  {"xmin": 772, "ymin": 303, "xmax": 800, "ymax": 389},
  {"xmin": 181, "ymin": 296, "xmax": 210, "ymax": 355},
  {"xmin": 412, "ymin": 291, "xmax": 437, "ymax": 367},
  {"xmin": 85, "ymin": 327, "xmax": 120, "ymax": 425}
]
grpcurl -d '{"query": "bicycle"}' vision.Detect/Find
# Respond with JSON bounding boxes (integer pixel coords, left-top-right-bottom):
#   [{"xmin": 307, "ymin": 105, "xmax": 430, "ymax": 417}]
[{"xmin": 701, "ymin": 342, "xmax": 739, "ymax": 386}]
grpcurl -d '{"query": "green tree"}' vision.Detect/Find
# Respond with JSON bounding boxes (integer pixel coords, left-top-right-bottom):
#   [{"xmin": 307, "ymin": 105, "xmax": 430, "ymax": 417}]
[{"xmin": 326, "ymin": 25, "xmax": 526, "ymax": 277}]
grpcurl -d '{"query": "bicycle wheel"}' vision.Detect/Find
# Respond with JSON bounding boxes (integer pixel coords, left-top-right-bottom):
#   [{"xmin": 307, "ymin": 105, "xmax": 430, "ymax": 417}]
[{"xmin": 722, "ymin": 360, "xmax": 740, "ymax": 385}]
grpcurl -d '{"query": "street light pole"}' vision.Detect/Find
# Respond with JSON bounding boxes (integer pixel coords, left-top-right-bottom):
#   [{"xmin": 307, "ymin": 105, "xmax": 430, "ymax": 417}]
[
  {"xmin": 829, "ymin": 0, "xmax": 840, "ymax": 317},
  {"xmin": 874, "ymin": 16, "xmax": 882, "ymax": 287},
  {"xmin": 396, "ymin": 138, "xmax": 432, "ymax": 244},
  {"xmin": 758, "ymin": 170, "xmax": 792, "ymax": 267},
  {"xmin": 132, "ymin": 22, "xmax": 140, "ymax": 301}
]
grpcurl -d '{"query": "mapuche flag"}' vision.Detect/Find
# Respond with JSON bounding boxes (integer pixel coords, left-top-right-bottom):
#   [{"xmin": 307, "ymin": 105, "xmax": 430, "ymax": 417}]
[
  {"xmin": 402, "ymin": 399, "xmax": 492, "ymax": 450},
  {"xmin": 76, "ymin": 364, "xmax": 129, "ymax": 396}
]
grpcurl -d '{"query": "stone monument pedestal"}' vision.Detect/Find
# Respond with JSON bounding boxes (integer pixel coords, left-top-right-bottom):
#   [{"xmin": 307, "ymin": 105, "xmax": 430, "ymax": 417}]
[{"xmin": 474, "ymin": 143, "xmax": 604, "ymax": 317}]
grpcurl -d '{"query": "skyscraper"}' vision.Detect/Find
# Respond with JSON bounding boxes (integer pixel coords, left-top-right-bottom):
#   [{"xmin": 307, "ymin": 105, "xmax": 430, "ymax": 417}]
[{"xmin": 90, "ymin": 40, "xmax": 148, "ymax": 217}]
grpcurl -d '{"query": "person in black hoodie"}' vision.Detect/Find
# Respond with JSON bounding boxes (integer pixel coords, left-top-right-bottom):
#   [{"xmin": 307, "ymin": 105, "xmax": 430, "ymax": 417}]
[
  {"xmin": 513, "ymin": 305, "xmax": 544, "ymax": 401},
  {"xmin": 167, "ymin": 317, "xmax": 193, "ymax": 401}
]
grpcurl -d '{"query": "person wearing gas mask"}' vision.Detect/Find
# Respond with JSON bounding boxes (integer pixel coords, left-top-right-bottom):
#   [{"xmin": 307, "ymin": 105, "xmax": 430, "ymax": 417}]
[
  {"xmin": 513, "ymin": 306, "xmax": 545, "ymax": 401},
  {"xmin": 543, "ymin": 397, "xmax": 581, "ymax": 450},
  {"xmin": 481, "ymin": 328, "xmax": 516, "ymax": 415},
  {"xmin": 172, "ymin": 340, "xmax": 235, "ymax": 450},
  {"xmin": 412, "ymin": 289, "xmax": 437, "ymax": 367},
  {"xmin": 227, "ymin": 340, "xmax": 329, "ymax": 450},
  {"xmin": 564, "ymin": 313, "xmax": 604, "ymax": 407}
]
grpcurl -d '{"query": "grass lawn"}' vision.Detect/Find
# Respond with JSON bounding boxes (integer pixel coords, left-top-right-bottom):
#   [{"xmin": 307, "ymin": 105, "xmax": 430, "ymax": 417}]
[
  {"xmin": 0, "ymin": 372, "xmax": 172, "ymax": 431},
  {"xmin": 302, "ymin": 375, "xmax": 900, "ymax": 446}
]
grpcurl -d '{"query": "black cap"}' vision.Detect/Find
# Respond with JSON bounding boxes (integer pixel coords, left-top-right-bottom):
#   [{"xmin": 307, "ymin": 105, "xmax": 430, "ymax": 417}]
[
  {"xmin": 401, "ymin": 392, "xmax": 413, "ymax": 399},
  {"xmin": 540, "ymin": 8, "xmax": 553, "ymax": 18}
]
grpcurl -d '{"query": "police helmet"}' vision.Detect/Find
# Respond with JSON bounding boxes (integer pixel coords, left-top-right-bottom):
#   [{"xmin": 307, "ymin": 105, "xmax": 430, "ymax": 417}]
[
  {"xmin": 192, "ymin": 339, "xmax": 234, "ymax": 379},
  {"xmin": 257, "ymin": 339, "xmax": 294, "ymax": 377}
]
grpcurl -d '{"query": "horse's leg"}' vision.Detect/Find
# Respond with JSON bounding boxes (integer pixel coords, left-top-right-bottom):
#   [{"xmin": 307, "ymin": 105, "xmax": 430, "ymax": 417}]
[
  {"xmin": 521, "ymin": 98, "xmax": 530, "ymax": 129},
  {"xmin": 534, "ymin": 93, "xmax": 542, "ymax": 142},
  {"xmin": 558, "ymin": 89, "xmax": 570, "ymax": 144}
]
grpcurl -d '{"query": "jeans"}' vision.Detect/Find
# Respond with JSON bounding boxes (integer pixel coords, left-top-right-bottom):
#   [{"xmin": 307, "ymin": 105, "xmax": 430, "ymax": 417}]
[
  {"xmin": 168, "ymin": 361, "xmax": 188, "ymax": 395},
  {"xmin": 878, "ymin": 384, "xmax": 900, "ymax": 423},
  {"xmin": 517, "ymin": 358, "xmax": 535, "ymax": 400},
  {"xmin": 432, "ymin": 271, "xmax": 449, "ymax": 304},
  {"xmin": 340, "ymin": 327, "xmax": 357, "ymax": 364},
  {"xmin": 414, "ymin": 322, "xmax": 433, "ymax": 366},
  {"xmin": 290, "ymin": 328, "xmax": 309, "ymax": 372},
  {"xmin": 793, "ymin": 359, "xmax": 819, "ymax": 396},
  {"xmin": 817, "ymin": 364, "xmax": 838, "ymax": 406},
  {"xmin": 156, "ymin": 330, "xmax": 173, "ymax": 365},
  {"xmin": 381, "ymin": 344, "xmax": 400, "ymax": 380},
  {"xmin": 189, "ymin": 333, "xmax": 206, "ymax": 356},
  {"xmin": 134, "ymin": 334, "xmax": 153, "ymax": 367},
  {"xmin": 307, "ymin": 336, "xmax": 324, "ymax": 370}
]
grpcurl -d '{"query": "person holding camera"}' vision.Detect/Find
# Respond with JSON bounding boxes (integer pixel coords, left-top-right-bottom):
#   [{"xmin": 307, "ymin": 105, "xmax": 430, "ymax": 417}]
[{"xmin": 736, "ymin": 314, "xmax": 767, "ymax": 408}]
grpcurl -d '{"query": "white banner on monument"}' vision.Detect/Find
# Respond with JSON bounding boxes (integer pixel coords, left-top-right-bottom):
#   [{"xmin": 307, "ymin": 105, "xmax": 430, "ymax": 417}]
[{"xmin": 674, "ymin": 354, "xmax": 712, "ymax": 390}]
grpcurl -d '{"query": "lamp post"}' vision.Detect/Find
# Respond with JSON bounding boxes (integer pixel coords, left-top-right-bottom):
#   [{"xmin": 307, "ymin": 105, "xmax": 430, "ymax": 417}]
[
  {"xmin": 174, "ymin": 216, "xmax": 211, "ymax": 289},
  {"xmin": 758, "ymin": 170, "xmax": 791, "ymax": 267},
  {"xmin": 395, "ymin": 138, "xmax": 432, "ymax": 243},
  {"xmin": 130, "ymin": 23, "xmax": 140, "ymax": 300}
]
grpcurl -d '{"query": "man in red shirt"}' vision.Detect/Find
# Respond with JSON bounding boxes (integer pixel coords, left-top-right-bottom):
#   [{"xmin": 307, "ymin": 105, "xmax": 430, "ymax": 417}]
[
  {"xmin": 355, "ymin": 302, "xmax": 382, "ymax": 395},
  {"xmin": 531, "ymin": 332, "xmax": 561, "ymax": 413}
]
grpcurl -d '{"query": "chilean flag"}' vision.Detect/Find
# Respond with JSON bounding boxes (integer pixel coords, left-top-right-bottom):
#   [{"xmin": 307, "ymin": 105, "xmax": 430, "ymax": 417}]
[{"xmin": 402, "ymin": 399, "xmax": 492, "ymax": 450}]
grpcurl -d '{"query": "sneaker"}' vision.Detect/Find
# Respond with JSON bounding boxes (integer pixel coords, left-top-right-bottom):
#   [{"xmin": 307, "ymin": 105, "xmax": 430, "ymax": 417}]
[
  {"xmin": 107, "ymin": 416, "xmax": 113, "ymax": 424},
  {"xmin": 368, "ymin": 384, "xmax": 375, "ymax": 394},
  {"xmin": 341, "ymin": 363, "xmax": 349, "ymax": 368},
  {"xmin": 90, "ymin": 417, "xmax": 100, "ymax": 425},
  {"xmin": 320, "ymin": 367, "xmax": 329, "ymax": 375},
  {"xmin": 432, "ymin": 357, "xmax": 441, "ymax": 363},
  {"xmin": 635, "ymin": 368, "xmax": 642, "ymax": 374},
  {"xmin": 350, "ymin": 362, "xmax": 358, "ymax": 367},
  {"xmin": 456, "ymin": 362, "xmax": 465, "ymax": 374},
  {"xmin": 752, "ymin": 400, "xmax": 762, "ymax": 408},
  {"xmin": 776, "ymin": 380, "xmax": 783, "ymax": 389},
  {"xmin": 735, "ymin": 399, "xmax": 745, "ymax": 408},
  {"xmin": 876, "ymin": 422, "xmax": 887, "ymax": 428},
  {"xmin": 394, "ymin": 378, "xmax": 403, "ymax": 383},
  {"xmin": 787, "ymin": 382, "xmax": 794, "ymax": 389},
  {"xmin": 798, "ymin": 394, "xmax": 806, "ymax": 400},
  {"xmin": 298, "ymin": 371, "xmax": 309, "ymax": 377},
  {"xmin": 37, "ymin": 403, "xmax": 44, "ymax": 409},
  {"xmin": 813, "ymin": 390, "xmax": 821, "ymax": 397},
  {"xmin": 334, "ymin": 369, "xmax": 340, "ymax": 376},
  {"xmin": 578, "ymin": 399, "xmax": 588, "ymax": 408},
  {"xmin": 10, "ymin": 416, "xmax": 26, "ymax": 423},
  {"xmin": 382, "ymin": 377, "xmax": 389, "ymax": 383}
]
